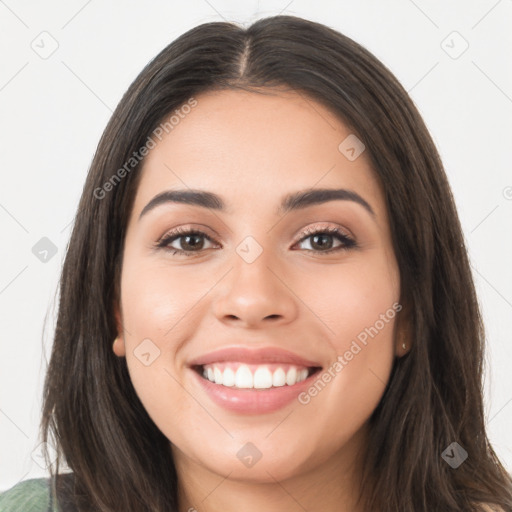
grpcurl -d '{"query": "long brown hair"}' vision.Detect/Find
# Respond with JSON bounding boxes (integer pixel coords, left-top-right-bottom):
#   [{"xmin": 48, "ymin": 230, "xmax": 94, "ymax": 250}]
[{"xmin": 41, "ymin": 15, "xmax": 512, "ymax": 511}]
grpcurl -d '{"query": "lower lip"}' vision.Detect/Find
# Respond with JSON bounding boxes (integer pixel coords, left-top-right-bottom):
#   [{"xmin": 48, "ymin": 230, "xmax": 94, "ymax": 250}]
[{"xmin": 191, "ymin": 368, "xmax": 319, "ymax": 414}]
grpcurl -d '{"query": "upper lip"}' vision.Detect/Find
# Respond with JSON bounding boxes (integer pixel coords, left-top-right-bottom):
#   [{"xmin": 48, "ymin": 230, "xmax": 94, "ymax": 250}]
[{"xmin": 188, "ymin": 346, "xmax": 323, "ymax": 368}]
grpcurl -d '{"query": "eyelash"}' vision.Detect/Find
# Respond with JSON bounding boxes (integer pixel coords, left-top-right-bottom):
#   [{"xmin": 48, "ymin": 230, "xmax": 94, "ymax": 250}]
[{"xmin": 156, "ymin": 225, "xmax": 357, "ymax": 257}]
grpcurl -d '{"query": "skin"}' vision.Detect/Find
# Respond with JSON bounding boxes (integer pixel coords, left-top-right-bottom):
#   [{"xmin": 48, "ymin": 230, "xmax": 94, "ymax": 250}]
[{"xmin": 113, "ymin": 88, "xmax": 408, "ymax": 512}]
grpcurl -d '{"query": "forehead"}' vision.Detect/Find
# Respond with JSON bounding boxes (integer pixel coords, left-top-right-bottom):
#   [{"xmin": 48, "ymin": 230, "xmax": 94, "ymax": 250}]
[{"xmin": 130, "ymin": 88, "xmax": 386, "ymax": 221}]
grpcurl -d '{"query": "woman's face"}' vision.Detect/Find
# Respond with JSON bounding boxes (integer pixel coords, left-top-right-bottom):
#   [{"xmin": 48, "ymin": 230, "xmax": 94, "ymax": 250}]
[{"xmin": 114, "ymin": 88, "xmax": 403, "ymax": 484}]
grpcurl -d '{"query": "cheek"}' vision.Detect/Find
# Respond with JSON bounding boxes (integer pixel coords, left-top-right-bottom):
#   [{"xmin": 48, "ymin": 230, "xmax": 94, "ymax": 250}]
[
  {"xmin": 119, "ymin": 260, "xmax": 205, "ymax": 427},
  {"xmin": 297, "ymin": 251, "xmax": 400, "ymax": 347},
  {"xmin": 294, "ymin": 252, "xmax": 399, "ymax": 421},
  {"xmin": 121, "ymin": 257, "xmax": 212, "ymax": 337}
]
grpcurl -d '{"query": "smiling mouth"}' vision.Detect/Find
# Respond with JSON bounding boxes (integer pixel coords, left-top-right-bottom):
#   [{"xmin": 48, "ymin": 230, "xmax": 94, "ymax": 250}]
[{"xmin": 192, "ymin": 363, "xmax": 322, "ymax": 390}]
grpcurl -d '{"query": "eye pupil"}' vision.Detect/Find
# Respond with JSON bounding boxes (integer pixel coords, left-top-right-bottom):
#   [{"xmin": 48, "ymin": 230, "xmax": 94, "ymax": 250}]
[
  {"xmin": 181, "ymin": 234, "xmax": 203, "ymax": 250},
  {"xmin": 311, "ymin": 234, "xmax": 333, "ymax": 250}
]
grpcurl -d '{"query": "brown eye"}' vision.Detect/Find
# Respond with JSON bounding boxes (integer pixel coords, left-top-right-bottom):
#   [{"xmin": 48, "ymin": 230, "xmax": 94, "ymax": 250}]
[
  {"xmin": 157, "ymin": 229, "xmax": 217, "ymax": 256},
  {"xmin": 295, "ymin": 227, "xmax": 356, "ymax": 254},
  {"xmin": 172, "ymin": 233, "xmax": 206, "ymax": 251}
]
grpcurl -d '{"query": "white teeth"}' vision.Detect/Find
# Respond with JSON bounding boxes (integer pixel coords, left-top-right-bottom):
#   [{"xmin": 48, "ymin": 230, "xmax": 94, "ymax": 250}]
[
  {"xmin": 286, "ymin": 367, "xmax": 297, "ymax": 386},
  {"xmin": 253, "ymin": 367, "xmax": 273, "ymax": 389},
  {"xmin": 235, "ymin": 365, "xmax": 253, "ymax": 388},
  {"xmin": 201, "ymin": 363, "xmax": 312, "ymax": 388},
  {"xmin": 222, "ymin": 367, "xmax": 235, "ymax": 387},
  {"xmin": 272, "ymin": 367, "xmax": 286, "ymax": 387},
  {"xmin": 214, "ymin": 367, "xmax": 223, "ymax": 385}
]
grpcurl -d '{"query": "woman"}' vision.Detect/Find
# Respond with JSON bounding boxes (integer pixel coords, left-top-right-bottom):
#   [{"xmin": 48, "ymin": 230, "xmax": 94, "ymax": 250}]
[{"xmin": 1, "ymin": 14, "xmax": 510, "ymax": 512}]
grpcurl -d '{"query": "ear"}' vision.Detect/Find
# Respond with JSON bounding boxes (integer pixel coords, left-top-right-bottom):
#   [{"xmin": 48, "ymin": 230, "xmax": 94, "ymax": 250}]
[
  {"xmin": 112, "ymin": 301, "xmax": 126, "ymax": 357},
  {"xmin": 395, "ymin": 300, "xmax": 412, "ymax": 357},
  {"xmin": 112, "ymin": 336, "xmax": 126, "ymax": 357}
]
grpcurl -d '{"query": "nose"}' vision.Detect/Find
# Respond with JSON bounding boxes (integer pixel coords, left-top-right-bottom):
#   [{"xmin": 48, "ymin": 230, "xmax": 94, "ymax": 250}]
[{"xmin": 212, "ymin": 248, "xmax": 299, "ymax": 329}]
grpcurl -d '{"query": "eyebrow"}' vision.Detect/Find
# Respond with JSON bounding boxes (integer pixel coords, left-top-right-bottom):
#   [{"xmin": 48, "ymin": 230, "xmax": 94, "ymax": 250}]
[{"xmin": 138, "ymin": 187, "xmax": 375, "ymax": 220}]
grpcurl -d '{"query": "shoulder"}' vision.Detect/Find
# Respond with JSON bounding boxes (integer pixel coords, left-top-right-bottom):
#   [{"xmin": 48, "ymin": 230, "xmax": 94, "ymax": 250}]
[{"xmin": 0, "ymin": 477, "xmax": 51, "ymax": 512}]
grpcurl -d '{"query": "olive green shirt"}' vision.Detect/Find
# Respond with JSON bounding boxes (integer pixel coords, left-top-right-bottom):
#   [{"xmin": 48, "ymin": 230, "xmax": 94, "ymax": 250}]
[{"xmin": 0, "ymin": 478, "xmax": 55, "ymax": 512}]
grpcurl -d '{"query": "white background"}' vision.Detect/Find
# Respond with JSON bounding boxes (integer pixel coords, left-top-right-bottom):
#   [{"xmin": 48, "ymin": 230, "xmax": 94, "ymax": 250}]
[{"xmin": 1, "ymin": 0, "xmax": 511, "ymax": 491}]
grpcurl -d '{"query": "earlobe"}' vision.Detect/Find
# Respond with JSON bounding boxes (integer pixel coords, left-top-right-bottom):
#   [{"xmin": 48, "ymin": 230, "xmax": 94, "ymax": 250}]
[
  {"xmin": 113, "ymin": 300, "xmax": 126, "ymax": 357},
  {"xmin": 112, "ymin": 336, "xmax": 126, "ymax": 357},
  {"xmin": 399, "ymin": 337, "xmax": 409, "ymax": 356},
  {"xmin": 396, "ymin": 320, "xmax": 412, "ymax": 356},
  {"xmin": 395, "ymin": 300, "xmax": 412, "ymax": 357}
]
